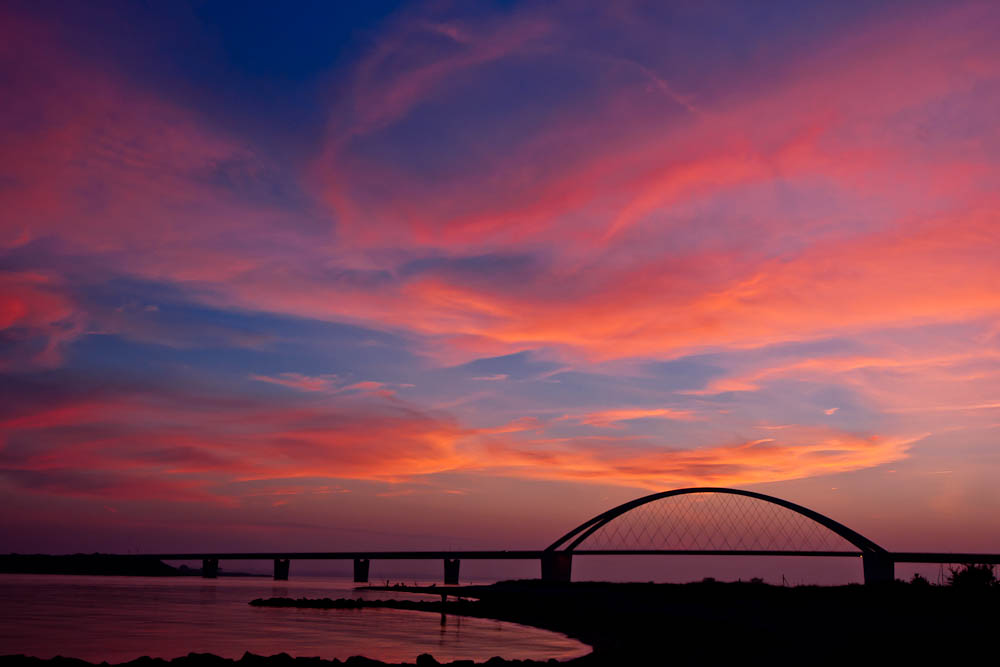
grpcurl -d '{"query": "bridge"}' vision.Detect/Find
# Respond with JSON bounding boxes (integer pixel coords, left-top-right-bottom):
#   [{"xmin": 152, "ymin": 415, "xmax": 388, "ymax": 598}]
[{"xmin": 139, "ymin": 487, "xmax": 1000, "ymax": 585}]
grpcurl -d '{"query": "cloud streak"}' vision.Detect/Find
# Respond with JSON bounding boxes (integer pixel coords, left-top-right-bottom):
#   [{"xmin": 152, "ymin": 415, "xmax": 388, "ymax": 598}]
[{"xmin": 0, "ymin": 369, "xmax": 914, "ymax": 503}]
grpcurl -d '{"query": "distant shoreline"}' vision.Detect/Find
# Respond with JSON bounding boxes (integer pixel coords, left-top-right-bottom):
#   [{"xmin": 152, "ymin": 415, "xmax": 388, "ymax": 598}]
[{"xmin": 0, "ymin": 554, "xmax": 265, "ymax": 578}]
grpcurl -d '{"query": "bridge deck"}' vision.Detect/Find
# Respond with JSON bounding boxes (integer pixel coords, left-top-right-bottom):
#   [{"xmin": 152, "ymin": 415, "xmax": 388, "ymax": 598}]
[{"xmin": 140, "ymin": 549, "xmax": 1000, "ymax": 563}]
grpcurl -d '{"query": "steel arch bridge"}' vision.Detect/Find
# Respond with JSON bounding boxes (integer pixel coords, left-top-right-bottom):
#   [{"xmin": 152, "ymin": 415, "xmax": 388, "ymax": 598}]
[
  {"xmin": 541, "ymin": 487, "xmax": 894, "ymax": 584},
  {"xmin": 135, "ymin": 486, "xmax": 1000, "ymax": 585}
]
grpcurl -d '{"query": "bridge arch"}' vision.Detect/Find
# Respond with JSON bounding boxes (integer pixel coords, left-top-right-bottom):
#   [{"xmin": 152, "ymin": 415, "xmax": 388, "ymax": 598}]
[{"xmin": 542, "ymin": 487, "xmax": 893, "ymax": 584}]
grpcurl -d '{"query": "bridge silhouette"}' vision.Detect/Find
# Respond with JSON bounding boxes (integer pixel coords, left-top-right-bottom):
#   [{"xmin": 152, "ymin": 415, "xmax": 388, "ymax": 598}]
[{"xmin": 140, "ymin": 487, "xmax": 1000, "ymax": 585}]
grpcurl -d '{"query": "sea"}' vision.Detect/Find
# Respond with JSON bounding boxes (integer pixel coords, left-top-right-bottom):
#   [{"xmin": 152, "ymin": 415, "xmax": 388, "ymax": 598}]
[{"xmin": 0, "ymin": 574, "xmax": 590, "ymax": 664}]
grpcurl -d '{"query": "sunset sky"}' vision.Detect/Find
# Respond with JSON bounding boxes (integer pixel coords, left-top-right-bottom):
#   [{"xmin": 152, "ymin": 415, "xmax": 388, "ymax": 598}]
[{"xmin": 2, "ymin": 1, "xmax": 999, "ymax": 571}]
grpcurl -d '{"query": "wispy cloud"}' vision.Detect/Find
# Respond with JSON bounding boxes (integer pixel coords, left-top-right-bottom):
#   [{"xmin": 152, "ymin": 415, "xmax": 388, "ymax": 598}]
[
  {"xmin": 250, "ymin": 373, "xmax": 339, "ymax": 392},
  {"xmin": 472, "ymin": 374, "xmax": 508, "ymax": 381},
  {"xmin": 561, "ymin": 408, "xmax": 699, "ymax": 427}
]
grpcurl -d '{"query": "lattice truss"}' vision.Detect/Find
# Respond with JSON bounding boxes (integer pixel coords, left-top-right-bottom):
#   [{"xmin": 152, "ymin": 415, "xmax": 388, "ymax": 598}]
[{"xmin": 579, "ymin": 494, "xmax": 855, "ymax": 552}]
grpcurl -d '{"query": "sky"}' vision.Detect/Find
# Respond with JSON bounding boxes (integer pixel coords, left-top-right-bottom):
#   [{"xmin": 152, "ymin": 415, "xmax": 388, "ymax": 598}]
[{"xmin": 2, "ymin": 0, "xmax": 999, "ymax": 579}]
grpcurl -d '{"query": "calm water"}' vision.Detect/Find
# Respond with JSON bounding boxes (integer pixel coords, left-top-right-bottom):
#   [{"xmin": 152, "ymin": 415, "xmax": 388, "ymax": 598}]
[{"xmin": 0, "ymin": 574, "xmax": 589, "ymax": 663}]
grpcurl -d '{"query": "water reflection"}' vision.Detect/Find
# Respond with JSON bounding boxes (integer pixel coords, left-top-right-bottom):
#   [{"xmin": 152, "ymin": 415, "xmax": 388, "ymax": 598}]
[
  {"xmin": 0, "ymin": 574, "xmax": 589, "ymax": 664},
  {"xmin": 198, "ymin": 585, "xmax": 217, "ymax": 605}
]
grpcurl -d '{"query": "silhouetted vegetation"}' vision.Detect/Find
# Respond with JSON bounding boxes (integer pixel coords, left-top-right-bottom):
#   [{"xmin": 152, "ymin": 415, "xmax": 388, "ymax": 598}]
[{"xmin": 948, "ymin": 563, "xmax": 997, "ymax": 588}]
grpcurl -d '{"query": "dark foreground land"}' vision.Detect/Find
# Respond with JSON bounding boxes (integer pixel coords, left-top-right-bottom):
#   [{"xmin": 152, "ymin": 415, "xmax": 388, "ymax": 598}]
[{"xmin": 3, "ymin": 579, "xmax": 999, "ymax": 666}]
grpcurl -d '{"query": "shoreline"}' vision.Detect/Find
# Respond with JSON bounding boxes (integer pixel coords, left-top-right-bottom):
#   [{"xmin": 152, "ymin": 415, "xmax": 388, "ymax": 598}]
[
  {"xmin": 248, "ymin": 595, "xmax": 594, "ymax": 661},
  {"xmin": 245, "ymin": 579, "xmax": 1000, "ymax": 664}
]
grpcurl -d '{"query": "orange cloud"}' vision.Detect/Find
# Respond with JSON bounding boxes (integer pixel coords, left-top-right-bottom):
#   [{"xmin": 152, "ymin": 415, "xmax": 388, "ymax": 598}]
[
  {"xmin": 686, "ymin": 351, "xmax": 1000, "ymax": 396},
  {"xmin": 1, "ymin": 367, "xmax": 920, "ymax": 503},
  {"xmin": 0, "ymin": 383, "xmax": 477, "ymax": 503},
  {"xmin": 483, "ymin": 427, "xmax": 919, "ymax": 490}
]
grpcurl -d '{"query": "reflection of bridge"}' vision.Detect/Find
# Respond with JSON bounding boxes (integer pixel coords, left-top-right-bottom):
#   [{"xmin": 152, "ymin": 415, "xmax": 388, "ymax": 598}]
[{"xmin": 142, "ymin": 487, "xmax": 1000, "ymax": 585}]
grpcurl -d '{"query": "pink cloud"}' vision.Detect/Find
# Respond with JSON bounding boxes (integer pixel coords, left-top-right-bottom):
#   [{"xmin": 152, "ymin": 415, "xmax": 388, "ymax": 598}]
[
  {"xmin": 5, "ymin": 2, "xmax": 999, "ymax": 369},
  {"xmin": 0, "ymin": 272, "xmax": 84, "ymax": 368}
]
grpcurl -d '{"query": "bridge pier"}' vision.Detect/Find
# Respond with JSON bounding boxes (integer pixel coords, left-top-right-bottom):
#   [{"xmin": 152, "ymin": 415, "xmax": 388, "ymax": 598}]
[
  {"xmin": 443, "ymin": 558, "xmax": 460, "ymax": 585},
  {"xmin": 353, "ymin": 558, "xmax": 370, "ymax": 583},
  {"xmin": 541, "ymin": 552, "xmax": 572, "ymax": 582},
  {"xmin": 273, "ymin": 558, "xmax": 290, "ymax": 581},
  {"xmin": 201, "ymin": 558, "xmax": 219, "ymax": 578},
  {"xmin": 862, "ymin": 553, "xmax": 894, "ymax": 584}
]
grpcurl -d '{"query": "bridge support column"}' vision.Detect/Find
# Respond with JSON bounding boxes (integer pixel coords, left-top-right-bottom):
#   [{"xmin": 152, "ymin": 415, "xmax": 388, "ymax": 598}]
[
  {"xmin": 541, "ymin": 552, "xmax": 572, "ymax": 582},
  {"xmin": 862, "ymin": 553, "xmax": 894, "ymax": 584},
  {"xmin": 273, "ymin": 558, "xmax": 290, "ymax": 581},
  {"xmin": 443, "ymin": 558, "xmax": 460, "ymax": 585},
  {"xmin": 353, "ymin": 558, "xmax": 370, "ymax": 583},
  {"xmin": 201, "ymin": 558, "xmax": 219, "ymax": 579}
]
